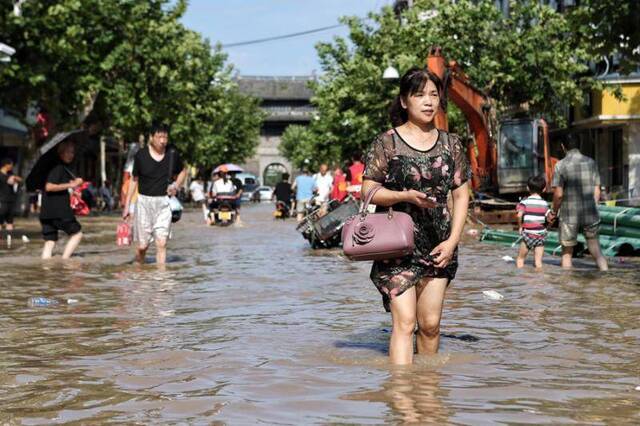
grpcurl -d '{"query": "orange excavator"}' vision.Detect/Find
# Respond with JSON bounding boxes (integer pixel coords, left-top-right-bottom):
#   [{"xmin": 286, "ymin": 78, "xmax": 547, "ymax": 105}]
[{"xmin": 426, "ymin": 47, "xmax": 558, "ymax": 197}]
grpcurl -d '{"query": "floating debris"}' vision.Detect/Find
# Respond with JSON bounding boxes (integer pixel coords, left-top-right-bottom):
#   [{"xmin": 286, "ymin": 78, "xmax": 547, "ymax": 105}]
[{"xmin": 482, "ymin": 290, "xmax": 504, "ymax": 300}]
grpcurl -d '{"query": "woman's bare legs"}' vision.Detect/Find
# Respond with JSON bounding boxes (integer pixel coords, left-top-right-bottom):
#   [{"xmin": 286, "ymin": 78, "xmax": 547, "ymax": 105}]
[
  {"xmin": 415, "ymin": 278, "xmax": 448, "ymax": 355},
  {"xmin": 389, "ymin": 287, "xmax": 417, "ymax": 365}
]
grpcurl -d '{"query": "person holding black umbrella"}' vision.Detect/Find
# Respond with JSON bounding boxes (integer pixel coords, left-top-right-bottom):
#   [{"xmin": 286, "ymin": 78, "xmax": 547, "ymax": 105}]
[
  {"xmin": 122, "ymin": 124, "xmax": 186, "ymax": 264},
  {"xmin": 40, "ymin": 140, "xmax": 84, "ymax": 259}
]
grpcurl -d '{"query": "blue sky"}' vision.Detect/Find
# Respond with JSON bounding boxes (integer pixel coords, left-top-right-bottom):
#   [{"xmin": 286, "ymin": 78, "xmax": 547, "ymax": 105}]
[{"xmin": 181, "ymin": 0, "xmax": 392, "ymax": 76}]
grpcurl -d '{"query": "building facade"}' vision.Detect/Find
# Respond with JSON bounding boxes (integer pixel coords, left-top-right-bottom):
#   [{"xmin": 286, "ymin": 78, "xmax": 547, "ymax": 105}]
[
  {"xmin": 567, "ymin": 73, "xmax": 640, "ymax": 205},
  {"xmin": 236, "ymin": 76, "xmax": 316, "ymax": 186}
]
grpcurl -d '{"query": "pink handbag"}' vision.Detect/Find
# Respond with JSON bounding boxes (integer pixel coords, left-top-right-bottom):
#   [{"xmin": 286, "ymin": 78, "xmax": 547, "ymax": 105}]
[{"xmin": 342, "ymin": 186, "xmax": 415, "ymax": 261}]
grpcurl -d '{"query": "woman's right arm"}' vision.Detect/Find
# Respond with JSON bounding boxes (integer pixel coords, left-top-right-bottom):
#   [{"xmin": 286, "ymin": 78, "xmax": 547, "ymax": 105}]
[{"xmin": 361, "ymin": 179, "xmax": 436, "ymax": 209}]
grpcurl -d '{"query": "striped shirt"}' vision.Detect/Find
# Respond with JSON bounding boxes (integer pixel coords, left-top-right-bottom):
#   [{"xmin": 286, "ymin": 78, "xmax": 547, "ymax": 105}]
[{"xmin": 516, "ymin": 194, "xmax": 549, "ymax": 236}]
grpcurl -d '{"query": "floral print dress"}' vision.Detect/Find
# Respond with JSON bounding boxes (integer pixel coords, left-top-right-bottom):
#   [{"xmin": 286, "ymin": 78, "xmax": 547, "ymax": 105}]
[{"xmin": 363, "ymin": 129, "xmax": 472, "ymax": 312}]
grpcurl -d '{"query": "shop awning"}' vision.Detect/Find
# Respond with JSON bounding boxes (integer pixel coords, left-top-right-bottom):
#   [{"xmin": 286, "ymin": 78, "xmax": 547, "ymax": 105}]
[{"xmin": 0, "ymin": 109, "xmax": 28, "ymax": 136}]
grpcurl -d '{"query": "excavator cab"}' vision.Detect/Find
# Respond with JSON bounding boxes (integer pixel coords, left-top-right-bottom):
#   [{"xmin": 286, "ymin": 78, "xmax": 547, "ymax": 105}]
[{"xmin": 497, "ymin": 118, "xmax": 553, "ymax": 194}]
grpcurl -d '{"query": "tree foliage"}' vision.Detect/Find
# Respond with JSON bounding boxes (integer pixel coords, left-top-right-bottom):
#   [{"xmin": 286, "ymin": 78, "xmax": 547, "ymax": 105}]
[
  {"xmin": 281, "ymin": 0, "xmax": 624, "ymax": 168},
  {"xmin": 568, "ymin": 0, "xmax": 640, "ymax": 74},
  {"xmin": 0, "ymin": 0, "xmax": 263, "ymax": 169}
]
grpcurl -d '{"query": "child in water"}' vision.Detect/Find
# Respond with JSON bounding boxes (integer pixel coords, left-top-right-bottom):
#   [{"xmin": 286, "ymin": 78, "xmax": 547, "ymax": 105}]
[{"xmin": 516, "ymin": 175, "xmax": 550, "ymax": 269}]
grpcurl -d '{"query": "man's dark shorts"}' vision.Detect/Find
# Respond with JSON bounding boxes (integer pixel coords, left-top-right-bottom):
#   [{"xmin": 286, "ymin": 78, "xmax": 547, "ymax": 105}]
[
  {"xmin": 0, "ymin": 201, "xmax": 15, "ymax": 225},
  {"xmin": 40, "ymin": 218, "xmax": 82, "ymax": 241}
]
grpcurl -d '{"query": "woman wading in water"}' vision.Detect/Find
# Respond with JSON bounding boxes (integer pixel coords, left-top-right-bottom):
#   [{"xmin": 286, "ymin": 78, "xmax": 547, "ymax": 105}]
[{"xmin": 362, "ymin": 68, "xmax": 471, "ymax": 365}]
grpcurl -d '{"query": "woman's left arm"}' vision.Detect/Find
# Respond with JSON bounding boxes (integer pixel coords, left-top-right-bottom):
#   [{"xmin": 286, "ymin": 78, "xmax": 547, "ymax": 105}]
[{"xmin": 430, "ymin": 182, "xmax": 470, "ymax": 268}]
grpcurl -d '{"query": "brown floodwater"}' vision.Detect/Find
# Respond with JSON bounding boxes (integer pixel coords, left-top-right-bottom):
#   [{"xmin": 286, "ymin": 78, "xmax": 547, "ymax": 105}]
[{"xmin": 1, "ymin": 203, "xmax": 639, "ymax": 424}]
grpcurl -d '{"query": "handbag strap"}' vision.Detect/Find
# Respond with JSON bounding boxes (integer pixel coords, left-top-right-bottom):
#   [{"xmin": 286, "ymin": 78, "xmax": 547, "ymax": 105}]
[
  {"xmin": 360, "ymin": 185, "xmax": 384, "ymax": 214},
  {"xmin": 167, "ymin": 147, "xmax": 176, "ymax": 184}
]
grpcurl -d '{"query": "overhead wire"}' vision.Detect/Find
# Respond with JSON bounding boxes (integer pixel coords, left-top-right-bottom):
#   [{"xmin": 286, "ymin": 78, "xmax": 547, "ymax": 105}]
[{"xmin": 221, "ymin": 23, "xmax": 346, "ymax": 48}]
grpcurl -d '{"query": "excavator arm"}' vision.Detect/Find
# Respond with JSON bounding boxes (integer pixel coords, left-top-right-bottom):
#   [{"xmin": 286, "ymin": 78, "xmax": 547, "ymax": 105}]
[{"xmin": 426, "ymin": 47, "xmax": 496, "ymax": 191}]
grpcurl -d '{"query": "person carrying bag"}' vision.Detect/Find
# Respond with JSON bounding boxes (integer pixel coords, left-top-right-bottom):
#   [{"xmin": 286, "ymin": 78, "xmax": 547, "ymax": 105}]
[{"xmin": 354, "ymin": 67, "xmax": 471, "ymax": 365}]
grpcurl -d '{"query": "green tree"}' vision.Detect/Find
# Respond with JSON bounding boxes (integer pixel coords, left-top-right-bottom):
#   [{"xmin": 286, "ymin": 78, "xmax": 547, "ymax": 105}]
[
  {"xmin": 568, "ymin": 0, "xmax": 640, "ymax": 74},
  {"xmin": 0, "ymin": 0, "xmax": 262, "ymax": 168},
  {"xmin": 281, "ymin": 0, "xmax": 618, "ymax": 167}
]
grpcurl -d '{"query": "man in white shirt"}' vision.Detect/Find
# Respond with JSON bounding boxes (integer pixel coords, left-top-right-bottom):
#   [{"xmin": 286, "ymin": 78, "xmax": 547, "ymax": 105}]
[{"xmin": 313, "ymin": 163, "xmax": 333, "ymax": 204}]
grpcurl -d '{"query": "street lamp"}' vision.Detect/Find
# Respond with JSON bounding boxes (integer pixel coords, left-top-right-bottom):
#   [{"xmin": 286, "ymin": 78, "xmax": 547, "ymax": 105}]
[{"xmin": 382, "ymin": 65, "xmax": 399, "ymax": 80}]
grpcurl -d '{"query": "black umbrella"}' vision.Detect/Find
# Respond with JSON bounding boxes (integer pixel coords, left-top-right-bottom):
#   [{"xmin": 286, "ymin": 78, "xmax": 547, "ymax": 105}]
[{"xmin": 25, "ymin": 129, "xmax": 88, "ymax": 191}]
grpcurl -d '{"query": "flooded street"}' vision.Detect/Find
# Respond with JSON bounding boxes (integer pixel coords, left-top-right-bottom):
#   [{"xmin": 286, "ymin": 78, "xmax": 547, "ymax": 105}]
[{"xmin": 1, "ymin": 203, "xmax": 639, "ymax": 424}]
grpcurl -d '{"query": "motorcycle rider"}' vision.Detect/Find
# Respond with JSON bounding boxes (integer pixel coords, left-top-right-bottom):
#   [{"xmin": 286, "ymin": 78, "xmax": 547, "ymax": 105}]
[
  {"xmin": 273, "ymin": 173, "xmax": 293, "ymax": 218},
  {"xmin": 228, "ymin": 171, "xmax": 245, "ymax": 227},
  {"xmin": 207, "ymin": 168, "xmax": 237, "ymax": 225}
]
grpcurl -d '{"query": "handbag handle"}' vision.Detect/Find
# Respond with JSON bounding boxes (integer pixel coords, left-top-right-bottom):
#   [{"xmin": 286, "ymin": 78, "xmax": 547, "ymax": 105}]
[{"xmin": 360, "ymin": 185, "xmax": 384, "ymax": 214}]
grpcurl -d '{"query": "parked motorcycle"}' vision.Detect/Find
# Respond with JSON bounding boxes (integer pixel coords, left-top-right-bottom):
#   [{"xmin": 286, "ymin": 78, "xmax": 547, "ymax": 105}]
[{"xmin": 296, "ymin": 196, "xmax": 360, "ymax": 249}]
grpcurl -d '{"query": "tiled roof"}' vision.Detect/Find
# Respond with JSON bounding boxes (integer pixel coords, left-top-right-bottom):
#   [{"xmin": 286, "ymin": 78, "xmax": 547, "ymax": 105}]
[{"xmin": 236, "ymin": 76, "xmax": 314, "ymax": 100}]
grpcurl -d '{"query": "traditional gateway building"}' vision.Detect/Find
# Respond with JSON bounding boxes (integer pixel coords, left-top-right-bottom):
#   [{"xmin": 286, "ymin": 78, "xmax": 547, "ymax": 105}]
[{"xmin": 236, "ymin": 76, "xmax": 316, "ymax": 186}]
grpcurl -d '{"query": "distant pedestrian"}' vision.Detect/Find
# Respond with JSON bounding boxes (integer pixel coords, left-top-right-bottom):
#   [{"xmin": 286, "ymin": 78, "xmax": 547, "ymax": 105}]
[
  {"xmin": 292, "ymin": 168, "xmax": 316, "ymax": 222},
  {"xmin": 549, "ymin": 134, "xmax": 608, "ymax": 271},
  {"xmin": 0, "ymin": 158, "xmax": 22, "ymax": 246},
  {"xmin": 122, "ymin": 124, "xmax": 187, "ymax": 264},
  {"xmin": 313, "ymin": 163, "xmax": 333, "ymax": 204},
  {"xmin": 39, "ymin": 141, "xmax": 84, "ymax": 259},
  {"xmin": 99, "ymin": 180, "xmax": 115, "ymax": 211},
  {"xmin": 330, "ymin": 164, "xmax": 348, "ymax": 202},
  {"xmin": 189, "ymin": 175, "xmax": 207, "ymax": 221},
  {"xmin": 348, "ymin": 151, "xmax": 365, "ymax": 199},
  {"xmin": 516, "ymin": 175, "xmax": 550, "ymax": 269}
]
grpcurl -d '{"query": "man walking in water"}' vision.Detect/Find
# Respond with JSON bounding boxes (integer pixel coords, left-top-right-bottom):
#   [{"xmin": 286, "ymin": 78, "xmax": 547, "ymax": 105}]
[
  {"xmin": 122, "ymin": 124, "xmax": 186, "ymax": 264},
  {"xmin": 549, "ymin": 134, "xmax": 608, "ymax": 271}
]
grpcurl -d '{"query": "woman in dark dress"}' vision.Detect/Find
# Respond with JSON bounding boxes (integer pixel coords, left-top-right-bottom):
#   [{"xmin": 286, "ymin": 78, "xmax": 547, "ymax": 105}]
[{"xmin": 362, "ymin": 68, "xmax": 471, "ymax": 365}]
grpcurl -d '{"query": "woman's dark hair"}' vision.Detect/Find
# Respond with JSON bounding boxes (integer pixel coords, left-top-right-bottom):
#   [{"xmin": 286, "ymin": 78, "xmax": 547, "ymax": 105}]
[{"xmin": 389, "ymin": 67, "xmax": 445, "ymax": 127}]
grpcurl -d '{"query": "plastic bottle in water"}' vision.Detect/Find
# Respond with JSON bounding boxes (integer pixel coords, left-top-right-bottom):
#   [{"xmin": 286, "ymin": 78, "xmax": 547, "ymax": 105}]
[{"xmin": 28, "ymin": 297, "xmax": 59, "ymax": 307}]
